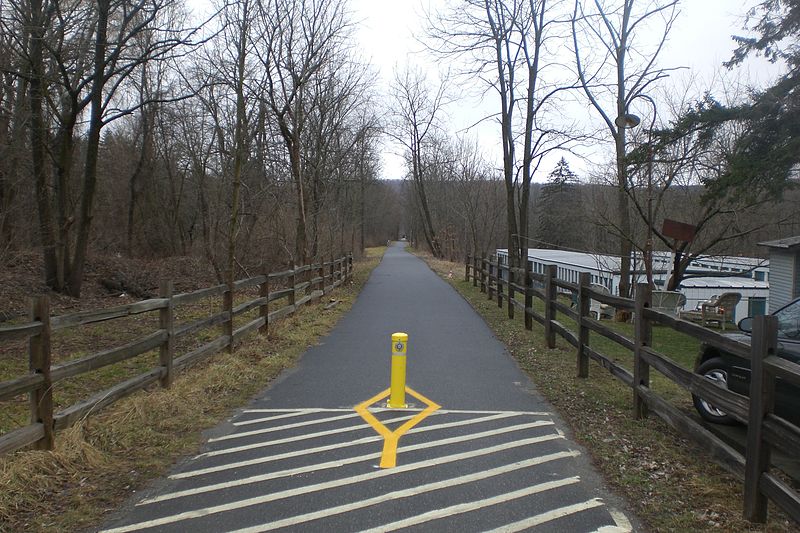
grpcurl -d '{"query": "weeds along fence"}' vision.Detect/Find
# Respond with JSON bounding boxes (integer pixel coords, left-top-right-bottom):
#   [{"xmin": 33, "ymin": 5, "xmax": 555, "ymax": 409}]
[
  {"xmin": 0, "ymin": 254, "xmax": 353, "ymax": 456},
  {"xmin": 466, "ymin": 253, "xmax": 800, "ymax": 525}
]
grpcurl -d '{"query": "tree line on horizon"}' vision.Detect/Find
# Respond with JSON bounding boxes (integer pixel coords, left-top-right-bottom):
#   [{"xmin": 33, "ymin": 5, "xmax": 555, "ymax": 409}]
[{"xmin": 1, "ymin": 0, "xmax": 799, "ymax": 298}]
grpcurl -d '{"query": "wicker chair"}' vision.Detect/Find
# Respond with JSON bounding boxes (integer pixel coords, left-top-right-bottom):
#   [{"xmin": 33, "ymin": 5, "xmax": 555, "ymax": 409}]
[
  {"xmin": 680, "ymin": 292, "xmax": 741, "ymax": 330},
  {"xmin": 650, "ymin": 290, "xmax": 687, "ymax": 318}
]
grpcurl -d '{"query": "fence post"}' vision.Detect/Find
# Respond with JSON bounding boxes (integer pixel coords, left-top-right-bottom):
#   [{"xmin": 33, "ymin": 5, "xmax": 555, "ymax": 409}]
[
  {"xmin": 289, "ymin": 264, "xmax": 297, "ymax": 310},
  {"xmin": 318, "ymin": 261, "xmax": 326, "ymax": 296},
  {"xmin": 348, "ymin": 252, "xmax": 353, "ymax": 281},
  {"xmin": 259, "ymin": 272, "xmax": 270, "ymax": 335},
  {"xmin": 159, "ymin": 281, "xmax": 175, "ymax": 387},
  {"xmin": 223, "ymin": 282, "xmax": 234, "ymax": 353},
  {"xmin": 465, "ymin": 254, "xmax": 470, "ymax": 282},
  {"xmin": 633, "ymin": 282, "xmax": 652, "ymax": 419},
  {"xmin": 507, "ymin": 264, "xmax": 515, "ymax": 319},
  {"xmin": 524, "ymin": 259, "xmax": 533, "ymax": 331},
  {"xmin": 330, "ymin": 257, "xmax": 335, "ymax": 291},
  {"xmin": 29, "ymin": 295, "xmax": 54, "ymax": 451},
  {"xmin": 744, "ymin": 314, "xmax": 778, "ymax": 523},
  {"xmin": 577, "ymin": 273, "xmax": 590, "ymax": 378},
  {"xmin": 481, "ymin": 255, "xmax": 494, "ymax": 300},
  {"xmin": 544, "ymin": 265, "xmax": 557, "ymax": 349},
  {"xmin": 473, "ymin": 255, "xmax": 479, "ymax": 288},
  {"xmin": 496, "ymin": 255, "xmax": 503, "ymax": 309}
]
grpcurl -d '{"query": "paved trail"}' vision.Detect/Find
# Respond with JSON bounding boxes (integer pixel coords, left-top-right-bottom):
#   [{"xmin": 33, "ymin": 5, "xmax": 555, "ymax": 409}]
[{"xmin": 101, "ymin": 243, "xmax": 635, "ymax": 533}]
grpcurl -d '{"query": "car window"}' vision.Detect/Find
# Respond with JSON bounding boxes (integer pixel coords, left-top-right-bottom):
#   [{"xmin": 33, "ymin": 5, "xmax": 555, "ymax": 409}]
[{"xmin": 776, "ymin": 299, "xmax": 800, "ymax": 339}]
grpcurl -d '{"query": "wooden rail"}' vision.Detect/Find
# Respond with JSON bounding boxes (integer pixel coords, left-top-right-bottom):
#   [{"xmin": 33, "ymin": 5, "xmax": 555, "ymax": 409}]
[
  {"xmin": 0, "ymin": 253, "xmax": 353, "ymax": 456},
  {"xmin": 466, "ymin": 253, "xmax": 799, "ymax": 525}
]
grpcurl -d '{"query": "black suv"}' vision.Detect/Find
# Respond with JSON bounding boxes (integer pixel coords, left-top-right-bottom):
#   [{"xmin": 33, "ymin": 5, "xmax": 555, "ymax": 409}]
[{"xmin": 692, "ymin": 297, "xmax": 800, "ymax": 424}]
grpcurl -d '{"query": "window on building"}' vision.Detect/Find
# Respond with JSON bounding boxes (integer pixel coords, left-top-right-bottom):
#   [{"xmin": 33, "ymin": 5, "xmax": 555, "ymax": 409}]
[{"xmin": 748, "ymin": 297, "xmax": 767, "ymax": 317}]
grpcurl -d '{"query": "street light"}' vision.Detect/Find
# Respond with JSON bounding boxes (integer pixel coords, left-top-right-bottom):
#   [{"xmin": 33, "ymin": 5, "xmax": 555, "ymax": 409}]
[{"xmin": 623, "ymin": 95, "xmax": 657, "ymax": 290}]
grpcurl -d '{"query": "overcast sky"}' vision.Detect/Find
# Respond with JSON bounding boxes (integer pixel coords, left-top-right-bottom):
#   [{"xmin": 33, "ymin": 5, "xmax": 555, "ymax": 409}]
[{"xmin": 347, "ymin": 0, "xmax": 785, "ymax": 182}]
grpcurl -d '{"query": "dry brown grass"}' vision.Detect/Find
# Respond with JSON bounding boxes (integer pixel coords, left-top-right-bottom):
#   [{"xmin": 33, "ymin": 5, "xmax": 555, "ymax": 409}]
[{"xmin": 0, "ymin": 249, "xmax": 384, "ymax": 533}]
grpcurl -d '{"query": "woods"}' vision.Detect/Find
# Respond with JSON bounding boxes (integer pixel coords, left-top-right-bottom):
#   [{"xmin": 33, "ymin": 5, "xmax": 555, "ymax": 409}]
[
  {"xmin": 0, "ymin": 0, "xmax": 392, "ymax": 297},
  {"xmin": 1, "ymin": 0, "xmax": 800, "ymax": 300}
]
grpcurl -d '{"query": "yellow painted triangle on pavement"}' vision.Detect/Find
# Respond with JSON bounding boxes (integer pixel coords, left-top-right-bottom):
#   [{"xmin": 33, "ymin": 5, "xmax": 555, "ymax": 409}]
[{"xmin": 354, "ymin": 387, "xmax": 441, "ymax": 468}]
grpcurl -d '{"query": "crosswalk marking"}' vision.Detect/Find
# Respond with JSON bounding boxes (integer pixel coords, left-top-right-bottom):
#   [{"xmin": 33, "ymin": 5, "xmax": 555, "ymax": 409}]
[
  {"xmin": 231, "ymin": 410, "xmax": 326, "ymax": 426},
  {"xmin": 482, "ymin": 499, "xmax": 606, "ymax": 532},
  {"xmin": 358, "ymin": 478, "xmax": 587, "ymax": 533},
  {"xmin": 172, "ymin": 417, "xmax": 553, "ymax": 480},
  {"xmin": 227, "ymin": 463, "xmax": 581, "ymax": 533},
  {"xmin": 240, "ymin": 408, "xmax": 552, "ymax": 415},
  {"xmin": 210, "ymin": 412, "xmax": 361, "ymax": 441},
  {"xmin": 198, "ymin": 412, "xmax": 419, "ymax": 458},
  {"xmin": 107, "ymin": 437, "xmax": 576, "ymax": 532},
  {"xmin": 140, "ymin": 428, "xmax": 562, "ymax": 505},
  {"xmin": 103, "ymin": 409, "xmax": 629, "ymax": 533}
]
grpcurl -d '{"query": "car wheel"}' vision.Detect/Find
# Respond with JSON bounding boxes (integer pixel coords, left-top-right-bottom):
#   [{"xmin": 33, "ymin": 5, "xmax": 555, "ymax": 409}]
[{"xmin": 692, "ymin": 357, "xmax": 737, "ymax": 425}]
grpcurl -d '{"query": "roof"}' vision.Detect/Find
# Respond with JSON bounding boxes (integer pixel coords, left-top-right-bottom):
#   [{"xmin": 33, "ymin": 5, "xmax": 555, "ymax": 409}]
[
  {"xmin": 759, "ymin": 236, "xmax": 800, "ymax": 250},
  {"xmin": 496, "ymin": 248, "xmax": 620, "ymax": 273},
  {"xmin": 679, "ymin": 276, "xmax": 769, "ymax": 290},
  {"xmin": 496, "ymin": 248, "xmax": 767, "ymax": 276}
]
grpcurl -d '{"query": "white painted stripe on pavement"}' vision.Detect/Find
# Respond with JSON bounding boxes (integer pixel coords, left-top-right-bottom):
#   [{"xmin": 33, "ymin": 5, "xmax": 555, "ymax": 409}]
[
  {"xmin": 212, "ymin": 412, "xmax": 361, "ymax": 440},
  {"xmin": 357, "ymin": 477, "xmax": 585, "ymax": 533},
  {"xmin": 241, "ymin": 408, "xmax": 551, "ymax": 416},
  {"xmin": 483, "ymin": 499, "xmax": 606, "ymax": 532},
  {"xmin": 435, "ymin": 409, "xmax": 551, "ymax": 416},
  {"xmin": 198, "ymin": 413, "xmax": 419, "ymax": 458},
  {"xmin": 198, "ymin": 410, "xmax": 527, "ymax": 459},
  {"xmin": 594, "ymin": 508, "xmax": 633, "ymax": 533},
  {"xmin": 104, "ymin": 436, "xmax": 576, "ymax": 532},
  {"xmin": 230, "ymin": 463, "xmax": 581, "ymax": 533},
  {"xmin": 173, "ymin": 435, "xmax": 382, "ymax": 479},
  {"xmin": 147, "ymin": 421, "xmax": 559, "ymax": 503},
  {"xmin": 232, "ymin": 410, "xmax": 326, "ymax": 426},
  {"xmin": 174, "ymin": 412, "xmax": 539, "ymax": 479}
]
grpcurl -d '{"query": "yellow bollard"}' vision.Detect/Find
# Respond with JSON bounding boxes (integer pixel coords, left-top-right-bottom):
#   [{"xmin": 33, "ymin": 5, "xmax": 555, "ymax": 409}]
[{"xmin": 388, "ymin": 332, "xmax": 408, "ymax": 408}]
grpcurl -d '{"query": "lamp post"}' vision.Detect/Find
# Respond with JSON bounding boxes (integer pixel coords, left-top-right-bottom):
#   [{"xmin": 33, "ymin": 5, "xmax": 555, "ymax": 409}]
[
  {"xmin": 639, "ymin": 95, "xmax": 657, "ymax": 291},
  {"xmin": 619, "ymin": 94, "xmax": 657, "ymax": 290}
]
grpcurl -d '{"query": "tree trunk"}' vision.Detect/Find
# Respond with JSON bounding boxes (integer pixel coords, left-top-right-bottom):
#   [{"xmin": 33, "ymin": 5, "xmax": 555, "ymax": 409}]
[
  {"xmin": 616, "ymin": 131, "xmax": 632, "ymax": 298},
  {"xmin": 53, "ymin": 113, "xmax": 77, "ymax": 288},
  {"xmin": 67, "ymin": 0, "xmax": 110, "ymax": 297},
  {"xmin": 288, "ymin": 136, "xmax": 308, "ymax": 264},
  {"xmin": 28, "ymin": 0, "xmax": 60, "ymax": 290}
]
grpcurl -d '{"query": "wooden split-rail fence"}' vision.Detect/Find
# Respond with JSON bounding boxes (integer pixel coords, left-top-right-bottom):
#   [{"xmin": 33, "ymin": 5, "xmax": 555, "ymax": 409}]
[
  {"xmin": 466, "ymin": 253, "xmax": 800, "ymax": 525},
  {"xmin": 0, "ymin": 254, "xmax": 353, "ymax": 457}
]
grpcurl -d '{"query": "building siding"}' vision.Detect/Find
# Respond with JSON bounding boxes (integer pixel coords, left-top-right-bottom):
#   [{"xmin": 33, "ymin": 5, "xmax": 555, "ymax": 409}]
[{"xmin": 768, "ymin": 252, "xmax": 796, "ymax": 312}]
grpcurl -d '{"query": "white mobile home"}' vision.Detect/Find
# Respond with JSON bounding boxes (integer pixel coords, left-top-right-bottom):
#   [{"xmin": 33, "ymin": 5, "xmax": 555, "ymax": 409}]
[{"xmin": 497, "ymin": 248, "xmax": 770, "ymax": 321}]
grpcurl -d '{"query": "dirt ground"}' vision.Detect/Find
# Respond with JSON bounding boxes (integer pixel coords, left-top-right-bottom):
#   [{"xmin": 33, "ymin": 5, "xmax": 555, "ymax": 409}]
[{"xmin": 0, "ymin": 251, "xmax": 219, "ymax": 321}]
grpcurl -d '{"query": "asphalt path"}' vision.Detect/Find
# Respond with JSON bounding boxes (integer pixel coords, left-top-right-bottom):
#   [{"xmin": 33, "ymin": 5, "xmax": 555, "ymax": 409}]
[{"xmin": 100, "ymin": 243, "xmax": 637, "ymax": 533}]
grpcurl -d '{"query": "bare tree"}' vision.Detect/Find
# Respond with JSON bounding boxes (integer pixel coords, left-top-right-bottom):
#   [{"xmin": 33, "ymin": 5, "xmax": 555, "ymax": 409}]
[
  {"xmin": 1, "ymin": 0, "xmax": 198, "ymax": 294},
  {"xmin": 571, "ymin": 0, "xmax": 679, "ymax": 297},
  {"xmin": 253, "ymin": 0, "xmax": 351, "ymax": 265},
  {"xmin": 627, "ymin": 93, "xmax": 795, "ymax": 290},
  {"xmin": 388, "ymin": 66, "xmax": 448, "ymax": 258},
  {"xmin": 427, "ymin": 0, "xmax": 580, "ymax": 269}
]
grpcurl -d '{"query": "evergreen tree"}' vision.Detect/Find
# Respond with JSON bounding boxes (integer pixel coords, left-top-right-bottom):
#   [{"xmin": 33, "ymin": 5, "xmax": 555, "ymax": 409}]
[{"xmin": 535, "ymin": 158, "xmax": 583, "ymax": 250}]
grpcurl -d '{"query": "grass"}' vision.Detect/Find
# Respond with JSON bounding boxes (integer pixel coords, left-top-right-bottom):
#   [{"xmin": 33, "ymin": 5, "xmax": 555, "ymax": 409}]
[
  {"xmin": 418, "ymin": 252, "xmax": 795, "ymax": 533},
  {"xmin": 0, "ymin": 248, "xmax": 385, "ymax": 532},
  {"xmin": 0, "ymin": 262, "xmax": 354, "ymax": 435}
]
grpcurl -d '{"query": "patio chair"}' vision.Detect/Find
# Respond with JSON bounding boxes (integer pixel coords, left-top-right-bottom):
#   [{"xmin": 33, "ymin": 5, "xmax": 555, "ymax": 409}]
[
  {"xmin": 679, "ymin": 292, "xmax": 741, "ymax": 330},
  {"xmin": 588, "ymin": 284, "xmax": 614, "ymax": 320},
  {"xmin": 650, "ymin": 290, "xmax": 686, "ymax": 318}
]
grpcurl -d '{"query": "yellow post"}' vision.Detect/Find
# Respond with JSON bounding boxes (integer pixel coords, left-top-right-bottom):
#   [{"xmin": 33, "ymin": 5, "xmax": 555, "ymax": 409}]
[{"xmin": 388, "ymin": 332, "xmax": 408, "ymax": 408}]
